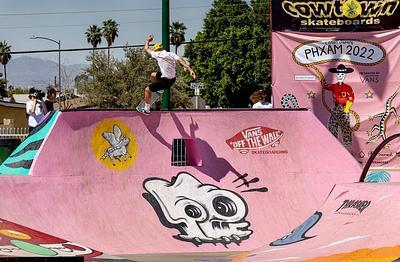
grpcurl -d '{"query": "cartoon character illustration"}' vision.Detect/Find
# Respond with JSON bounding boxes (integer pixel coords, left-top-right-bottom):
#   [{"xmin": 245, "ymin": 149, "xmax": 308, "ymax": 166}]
[
  {"xmin": 142, "ymin": 172, "xmax": 253, "ymax": 246},
  {"xmin": 323, "ymin": 64, "xmax": 355, "ymax": 146},
  {"xmin": 367, "ymin": 88, "xmax": 399, "ymax": 143},
  {"xmin": 0, "ymin": 241, "xmax": 101, "ymax": 258},
  {"xmin": 101, "ymin": 124, "xmax": 131, "ymax": 165},
  {"xmin": 0, "ymin": 219, "xmax": 103, "ymax": 259},
  {"xmin": 270, "ymin": 211, "xmax": 322, "ymax": 246}
]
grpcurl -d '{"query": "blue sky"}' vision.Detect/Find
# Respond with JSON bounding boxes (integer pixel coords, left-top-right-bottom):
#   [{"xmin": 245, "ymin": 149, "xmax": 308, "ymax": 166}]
[{"xmin": 0, "ymin": 0, "xmax": 214, "ymax": 65}]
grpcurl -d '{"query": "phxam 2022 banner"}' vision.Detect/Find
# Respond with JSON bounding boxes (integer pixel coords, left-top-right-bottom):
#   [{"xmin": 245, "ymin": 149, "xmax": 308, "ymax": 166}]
[
  {"xmin": 271, "ymin": 30, "xmax": 400, "ymax": 169},
  {"xmin": 270, "ymin": 0, "xmax": 400, "ymax": 170}
]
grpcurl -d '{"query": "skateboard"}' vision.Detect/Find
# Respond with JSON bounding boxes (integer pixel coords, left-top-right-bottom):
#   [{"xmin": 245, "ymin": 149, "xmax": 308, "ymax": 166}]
[{"xmin": 136, "ymin": 90, "xmax": 163, "ymax": 112}]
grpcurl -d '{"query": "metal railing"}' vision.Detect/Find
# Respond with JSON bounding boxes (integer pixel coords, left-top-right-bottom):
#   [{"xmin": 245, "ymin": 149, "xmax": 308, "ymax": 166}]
[{"xmin": 0, "ymin": 127, "xmax": 29, "ymax": 140}]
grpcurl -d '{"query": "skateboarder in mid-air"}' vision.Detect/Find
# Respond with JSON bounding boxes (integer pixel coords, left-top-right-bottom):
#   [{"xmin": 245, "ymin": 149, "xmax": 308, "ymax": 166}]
[{"xmin": 137, "ymin": 34, "xmax": 196, "ymax": 115}]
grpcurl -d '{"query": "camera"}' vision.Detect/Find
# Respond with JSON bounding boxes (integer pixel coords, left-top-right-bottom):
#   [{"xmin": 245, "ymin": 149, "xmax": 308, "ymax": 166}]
[{"xmin": 36, "ymin": 91, "xmax": 45, "ymax": 99}]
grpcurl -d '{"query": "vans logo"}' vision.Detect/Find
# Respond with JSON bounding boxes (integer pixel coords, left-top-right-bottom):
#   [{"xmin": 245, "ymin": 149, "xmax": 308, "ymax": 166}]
[
  {"xmin": 335, "ymin": 199, "xmax": 371, "ymax": 215},
  {"xmin": 226, "ymin": 126, "xmax": 285, "ymax": 154}
]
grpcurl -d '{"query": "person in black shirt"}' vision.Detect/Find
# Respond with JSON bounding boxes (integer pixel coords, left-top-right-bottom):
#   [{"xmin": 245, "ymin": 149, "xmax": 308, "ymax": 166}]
[{"xmin": 45, "ymin": 87, "xmax": 57, "ymax": 112}]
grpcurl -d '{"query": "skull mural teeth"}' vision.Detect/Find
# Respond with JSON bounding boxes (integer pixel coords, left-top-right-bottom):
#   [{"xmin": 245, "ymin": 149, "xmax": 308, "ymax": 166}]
[{"xmin": 142, "ymin": 172, "xmax": 253, "ymax": 246}]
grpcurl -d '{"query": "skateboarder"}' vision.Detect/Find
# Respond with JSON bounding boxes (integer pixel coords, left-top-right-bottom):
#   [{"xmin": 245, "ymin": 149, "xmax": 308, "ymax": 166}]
[{"xmin": 137, "ymin": 34, "xmax": 196, "ymax": 115}]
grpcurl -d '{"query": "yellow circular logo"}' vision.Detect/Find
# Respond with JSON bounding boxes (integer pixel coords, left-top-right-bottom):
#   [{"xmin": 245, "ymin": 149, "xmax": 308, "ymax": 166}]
[
  {"xmin": 0, "ymin": 229, "xmax": 31, "ymax": 239},
  {"xmin": 91, "ymin": 119, "xmax": 138, "ymax": 170},
  {"xmin": 342, "ymin": 0, "xmax": 362, "ymax": 18}
]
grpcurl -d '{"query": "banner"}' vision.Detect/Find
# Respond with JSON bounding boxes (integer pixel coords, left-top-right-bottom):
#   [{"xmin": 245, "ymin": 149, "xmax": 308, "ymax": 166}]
[
  {"xmin": 271, "ymin": 0, "xmax": 400, "ymax": 32},
  {"xmin": 271, "ymin": 30, "xmax": 400, "ymax": 168}
]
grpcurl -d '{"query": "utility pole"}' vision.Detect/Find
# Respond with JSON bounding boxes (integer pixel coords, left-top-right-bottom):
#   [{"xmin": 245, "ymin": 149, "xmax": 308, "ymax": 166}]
[{"xmin": 161, "ymin": 0, "xmax": 170, "ymax": 110}]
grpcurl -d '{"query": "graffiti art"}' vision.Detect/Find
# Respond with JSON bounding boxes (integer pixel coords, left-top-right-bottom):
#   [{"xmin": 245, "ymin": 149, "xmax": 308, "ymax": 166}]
[{"xmin": 142, "ymin": 172, "xmax": 253, "ymax": 246}]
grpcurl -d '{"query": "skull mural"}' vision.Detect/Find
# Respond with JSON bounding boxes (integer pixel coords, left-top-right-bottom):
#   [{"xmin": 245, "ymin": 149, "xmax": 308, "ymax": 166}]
[{"xmin": 142, "ymin": 172, "xmax": 253, "ymax": 246}]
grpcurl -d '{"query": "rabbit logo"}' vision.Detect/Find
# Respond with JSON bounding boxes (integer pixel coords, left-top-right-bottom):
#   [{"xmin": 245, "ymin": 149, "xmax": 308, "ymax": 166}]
[{"xmin": 91, "ymin": 119, "xmax": 138, "ymax": 170}]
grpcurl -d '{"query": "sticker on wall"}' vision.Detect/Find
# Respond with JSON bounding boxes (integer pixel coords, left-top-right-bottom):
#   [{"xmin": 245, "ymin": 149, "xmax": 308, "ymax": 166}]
[
  {"xmin": 143, "ymin": 172, "xmax": 253, "ymax": 246},
  {"xmin": 226, "ymin": 126, "xmax": 287, "ymax": 155},
  {"xmin": 91, "ymin": 119, "xmax": 138, "ymax": 170}
]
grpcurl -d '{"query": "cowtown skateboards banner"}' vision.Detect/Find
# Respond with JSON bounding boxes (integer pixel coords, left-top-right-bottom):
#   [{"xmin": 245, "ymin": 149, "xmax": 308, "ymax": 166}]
[
  {"xmin": 271, "ymin": 30, "xmax": 400, "ymax": 169},
  {"xmin": 271, "ymin": 0, "xmax": 400, "ymax": 32}
]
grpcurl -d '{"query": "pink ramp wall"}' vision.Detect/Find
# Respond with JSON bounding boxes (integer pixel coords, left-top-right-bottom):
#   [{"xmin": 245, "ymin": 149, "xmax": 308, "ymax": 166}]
[
  {"xmin": 0, "ymin": 110, "xmax": 362, "ymax": 256},
  {"xmin": 246, "ymin": 182, "xmax": 400, "ymax": 261}
]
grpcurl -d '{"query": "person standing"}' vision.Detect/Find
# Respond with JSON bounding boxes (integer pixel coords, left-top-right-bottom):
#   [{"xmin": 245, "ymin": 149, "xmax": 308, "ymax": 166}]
[
  {"xmin": 26, "ymin": 88, "xmax": 47, "ymax": 133},
  {"xmin": 252, "ymin": 89, "xmax": 273, "ymax": 109},
  {"xmin": 45, "ymin": 87, "xmax": 57, "ymax": 112},
  {"xmin": 137, "ymin": 34, "xmax": 196, "ymax": 115}
]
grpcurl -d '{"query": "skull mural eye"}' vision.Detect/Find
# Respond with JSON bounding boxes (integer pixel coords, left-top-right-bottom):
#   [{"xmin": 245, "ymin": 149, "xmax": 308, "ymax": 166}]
[
  {"xmin": 213, "ymin": 196, "xmax": 237, "ymax": 217},
  {"xmin": 185, "ymin": 205, "xmax": 202, "ymax": 219}
]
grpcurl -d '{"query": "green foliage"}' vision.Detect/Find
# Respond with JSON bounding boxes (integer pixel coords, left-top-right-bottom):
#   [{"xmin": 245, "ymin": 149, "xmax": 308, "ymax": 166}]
[
  {"xmin": 6, "ymin": 86, "xmax": 29, "ymax": 96},
  {"xmin": 85, "ymin": 25, "xmax": 102, "ymax": 49},
  {"xmin": 170, "ymin": 21, "xmax": 187, "ymax": 54},
  {"xmin": 102, "ymin": 19, "xmax": 119, "ymax": 60},
  {"xmin": 185, "ymin": 0, "xmax": 270, "ymax": 108},
  {"xmin": 76, "ymin": 49, "xmax": 192, "ymax": 109},
  {"xmin": 0, "ymin": 41, "xmax": 12, "ymax": 90},
  {"xmin": 0, "ymin": 73, "xmax": 6, "ymax": 97},
  {"xmin": 102, "ymin": 19, "xmax": 119, "ymax": 47}
]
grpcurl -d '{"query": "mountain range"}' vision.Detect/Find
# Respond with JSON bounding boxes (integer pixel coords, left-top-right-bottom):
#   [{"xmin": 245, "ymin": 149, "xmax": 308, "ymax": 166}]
[{"xmin": 0, "ymin": 56, "xmax": 87, "ymax": 90}]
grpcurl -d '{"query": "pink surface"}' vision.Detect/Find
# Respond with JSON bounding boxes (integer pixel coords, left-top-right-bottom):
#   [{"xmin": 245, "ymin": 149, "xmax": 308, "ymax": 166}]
[
  {"xmin": 246, "ymin": 183, "xmax": 400, "ymax": 261},
  {"xmin": 0, "ymin": 110, "xmax": 362, "ymax": 256},
  {"xmin": 272, "ymin": 30, "xmax": 400, "ymax": 170}
]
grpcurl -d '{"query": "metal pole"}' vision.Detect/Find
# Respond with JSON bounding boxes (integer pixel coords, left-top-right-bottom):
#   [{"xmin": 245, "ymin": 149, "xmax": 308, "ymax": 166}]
[
  {"xmin": 30, "ymin": 36, "xmax": 62, "ymax": 108},
  {"xmin": 161, "ymin": 0, "xmax": 170, "ymax": 110},
  {"xmin": 58, "ymin": 40, "xmax": 61, "ymax": 109}
]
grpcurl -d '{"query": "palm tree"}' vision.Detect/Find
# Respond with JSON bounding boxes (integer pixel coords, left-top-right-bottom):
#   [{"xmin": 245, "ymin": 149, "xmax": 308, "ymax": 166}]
[
  {"xmin": 0, "ymin": 41, "xmax": 12, "ymax": 90},
  {"xmin": 169, "ymin": 21, "xmax": 187, "ymax": 54},
  {"xmin": 102, "ymin": 19, "xmax": 119, "ymax": 61},
  {"xmin": 85, "ymin": 25, "xmax": 102, "ymax": 52}
]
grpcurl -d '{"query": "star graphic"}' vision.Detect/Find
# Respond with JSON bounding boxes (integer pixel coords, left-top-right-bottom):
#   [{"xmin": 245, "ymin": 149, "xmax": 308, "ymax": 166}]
[
  {"xmin": 365, "ymin": 90, "xmax": 374, "ymax": 99},
  {"xmin": 307, "ymin": 91, "xmax": 316, "ymax": 99},
  {"xmin": 368, "ymin": 115, "xmax": 375, "ymax": 121},
  {"xmin": 366, "ymin": 130, "xmax": 372, "ymax": 136},
  {"xmin": 385, "ymin": 143, "xmax": 391, "ymax": 149}
]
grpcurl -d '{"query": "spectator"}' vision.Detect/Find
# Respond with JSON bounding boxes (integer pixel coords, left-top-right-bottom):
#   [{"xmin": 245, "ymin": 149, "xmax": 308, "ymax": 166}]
[
  {"xmin": 252, "ymin": 89, "xmax": 273, "ymax": 109},
  {"xmin": 26, "ymin": 88, "xmax": 47, "ymax": 133},
  {"xmin": 45, "ymin": 87, "xmax": 57, "ymax": 112}
]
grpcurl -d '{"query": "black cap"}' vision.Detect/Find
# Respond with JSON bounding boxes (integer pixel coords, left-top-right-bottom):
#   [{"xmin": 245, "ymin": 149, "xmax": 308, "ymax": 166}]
[
  {"xmin": 29, "ymin": 87, "xmax": 37, "ymax": 94},
  {"xmin": 329, "ymin": 64, "xmax": 354, "ymax": 74}
]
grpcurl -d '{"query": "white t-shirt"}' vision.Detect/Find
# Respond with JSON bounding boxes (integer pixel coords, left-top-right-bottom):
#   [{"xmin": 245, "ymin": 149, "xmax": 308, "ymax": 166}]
[
  {"xmin": 252, "ymin": 101, "xmax": 273, "ymax": 109},
  {"xmin": 151, "ymin": 50, "xmax": 180, "ymax": 79},
  {"xmin": 26, "ymin": 100, "xmax": 46, "ymax": 127}
]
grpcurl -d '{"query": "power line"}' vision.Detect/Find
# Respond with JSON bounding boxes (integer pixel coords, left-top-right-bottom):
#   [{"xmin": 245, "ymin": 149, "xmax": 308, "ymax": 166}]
[
  {"xmin": 0, "ymin": 6, "xmax": 212, "ymax": 17},
  {"xmin": 1, "ymin": 36, "xmax": 268, "ymax": 55},
  {"xmin": 0, "ymin": 3, "xmax": 268, "ymax": 17},
  {"xmin": 0, "ymin": 14, "xmax": 267, "ymax": 30}
]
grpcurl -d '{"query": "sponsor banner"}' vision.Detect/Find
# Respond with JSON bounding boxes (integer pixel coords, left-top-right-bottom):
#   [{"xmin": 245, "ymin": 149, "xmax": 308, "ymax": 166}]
[
  {"xmin": 226, "ymin": 126, "xmax": 287, "ymax": 155},
  {"xmin": 272, "ymin": 30, "xmax": 400, "ymax": 169},
  {"xmin": 271, "ymin": 0, "xmax": 400, "ymax": 32}
]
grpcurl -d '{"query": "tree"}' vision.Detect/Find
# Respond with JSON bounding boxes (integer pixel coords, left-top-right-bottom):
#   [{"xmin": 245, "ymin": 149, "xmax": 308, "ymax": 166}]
[
  {"xmin": 0, "ymin": 41, "xmax": 12, "ymax": 91},
  {"xmin": 170, "ymin": 21, "xmax": 187, "ymax": 54},
  {"xmin": 76, "ymin": 48, "xmax": 192, "ymax": 109},
  {"xmin": 0, "ymin": 72, "xmax": 7, "ymax": 98},
  {"xmin": 184, "ymin": 0, "xmax": 270, "ymax": 108},
  {"xmin": 85, "ymin": 25, "xmax": 102, "ymax": 51},
  {"xmin": 102, "ymin": 19, "xmax": 119, "ymax": 61}
]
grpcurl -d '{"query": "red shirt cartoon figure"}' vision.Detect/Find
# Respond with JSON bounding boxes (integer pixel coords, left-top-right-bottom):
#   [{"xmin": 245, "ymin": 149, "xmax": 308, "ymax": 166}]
[{"xmin": 323, "ymin": 64, "xmax": 355, "ymax": 146}]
